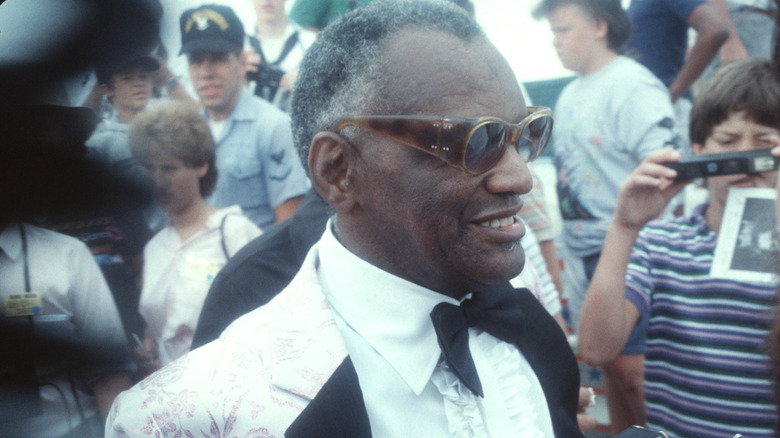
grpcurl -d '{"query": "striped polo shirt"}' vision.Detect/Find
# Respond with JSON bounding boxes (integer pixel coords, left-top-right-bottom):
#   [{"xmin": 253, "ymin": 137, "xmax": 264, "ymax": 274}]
[{"xmin": 625, "ymin": 203, "xmax": 777, "ymax": 437}]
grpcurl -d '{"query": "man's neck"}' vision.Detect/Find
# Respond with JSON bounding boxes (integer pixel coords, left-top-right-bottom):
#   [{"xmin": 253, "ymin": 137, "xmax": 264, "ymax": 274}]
[
  {"xmin": 206, "ymin": 93, "xmax": 241, "ymax": 122},
  {"xmin": 256, "ymin": 18, "xmax": 289, "ymax": 38},
  {"xmin": 116, "ymin": 106, "xmax": 141, "ymax": 124}
]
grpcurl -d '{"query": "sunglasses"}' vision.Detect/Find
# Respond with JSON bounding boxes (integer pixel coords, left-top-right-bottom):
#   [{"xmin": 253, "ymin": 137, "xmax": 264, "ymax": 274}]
[{"xmin": 332, "ymin": 106, "xmax": 553, "ymax": 174}]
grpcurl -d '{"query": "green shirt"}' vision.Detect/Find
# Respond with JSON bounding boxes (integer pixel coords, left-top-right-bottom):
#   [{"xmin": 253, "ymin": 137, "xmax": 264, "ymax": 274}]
[{"xmin": 289, "ymin": 0, "xmax": 374, "ymax": 30}]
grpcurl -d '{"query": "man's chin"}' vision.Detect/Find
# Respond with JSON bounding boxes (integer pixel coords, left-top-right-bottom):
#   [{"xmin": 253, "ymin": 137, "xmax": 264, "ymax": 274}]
[{"xmin": 469, "ymin": 252, "xmax": 526, "ymax": 288}]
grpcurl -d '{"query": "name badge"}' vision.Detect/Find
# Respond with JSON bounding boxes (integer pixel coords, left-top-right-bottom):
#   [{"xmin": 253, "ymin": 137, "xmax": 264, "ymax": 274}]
[
  {"xmin": 181, "ymin": 256, "xmax": 222, "ymax": 283},
  {"xmin": 3, "ymin": 292, "xmax": 43, "ymax": 317}
]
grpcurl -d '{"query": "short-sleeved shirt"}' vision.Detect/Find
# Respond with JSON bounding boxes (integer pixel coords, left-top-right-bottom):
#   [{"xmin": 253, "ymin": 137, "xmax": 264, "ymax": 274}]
[
  {"xmin": 626, "ymin": 0, "xmax": 707, "ymax": 87},
  {"xmin": 553, "ymin": 56, "xmax": 677, "ymax": 257},
  {"xmin": 0, "ymin": 223, "xmax": 133, "ymax": 438},
  {"xmin": 208, "ymin": 90, "xmax": 310, "ymax": 230},
  {"xmin": 625, "ymin": 204, "xmax": 777, "ymax": 437}
]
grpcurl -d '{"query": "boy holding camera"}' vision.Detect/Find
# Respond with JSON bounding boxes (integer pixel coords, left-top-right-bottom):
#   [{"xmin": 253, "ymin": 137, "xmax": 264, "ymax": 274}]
[{"xmin": 579, "ymin": 57, "xmax": 780, "ymax": 437}]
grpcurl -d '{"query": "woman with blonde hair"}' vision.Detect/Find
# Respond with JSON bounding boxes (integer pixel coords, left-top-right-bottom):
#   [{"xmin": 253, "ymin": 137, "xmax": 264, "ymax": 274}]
[{"xmin": 129, "ymin": 101, "xmax": 261, "ymax": 375}]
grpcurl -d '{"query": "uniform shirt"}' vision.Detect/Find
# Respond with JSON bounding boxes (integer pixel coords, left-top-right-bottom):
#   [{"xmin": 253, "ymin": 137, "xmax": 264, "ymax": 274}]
[
  {"xmin": 318, "ymin": 222, "xmax": 555, "ymax": 437},
  {"xmin": 139, "ymin": 206, "xmax": 261, "ymax": 363},
  {"xmin": 0, "ymin": 222, "xmax": 132, "ymax": 438},
  {"xmin": 207, "ymin": 89, "xmax": 310, "ymax": 229}
]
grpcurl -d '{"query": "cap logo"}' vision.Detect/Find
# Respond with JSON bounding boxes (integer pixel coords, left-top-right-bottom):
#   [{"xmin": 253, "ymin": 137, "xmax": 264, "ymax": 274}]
[{"xmin": 185, "ymin": 9, "xmax": 229, "ymax": 33}]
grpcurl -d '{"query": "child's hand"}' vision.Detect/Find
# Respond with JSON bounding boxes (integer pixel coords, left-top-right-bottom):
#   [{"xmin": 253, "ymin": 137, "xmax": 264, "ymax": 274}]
[{"xmin": 614, "ymin": 148, "xmax": 689, "ymax": 231}]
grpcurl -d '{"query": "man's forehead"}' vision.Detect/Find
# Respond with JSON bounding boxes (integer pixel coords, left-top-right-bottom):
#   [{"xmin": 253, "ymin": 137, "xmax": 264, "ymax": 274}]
[{"xmin": 377, "ymin": 29, "xmax": 523, "ymax": 118}]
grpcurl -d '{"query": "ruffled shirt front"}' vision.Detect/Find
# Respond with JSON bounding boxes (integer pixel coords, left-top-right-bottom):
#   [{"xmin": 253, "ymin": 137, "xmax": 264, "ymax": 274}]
[{"xmin": 317, "ymin": 221, "xmax": 554, "ymax": 437}]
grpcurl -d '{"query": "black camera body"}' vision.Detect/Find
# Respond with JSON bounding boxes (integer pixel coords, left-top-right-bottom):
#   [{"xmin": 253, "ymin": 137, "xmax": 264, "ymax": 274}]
[
  {"xmin": 664, "ymin": 148, "xmax": 779, "ymax": 180},
  {"xmin": 249, "ymin": 63, "xmax": 286, "ymax": 103}
]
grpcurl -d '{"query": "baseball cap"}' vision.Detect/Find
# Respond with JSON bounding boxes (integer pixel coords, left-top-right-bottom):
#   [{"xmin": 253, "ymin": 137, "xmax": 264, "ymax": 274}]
[
  {"xmin": 179, "ymin": 4, "xmax": 244, "ymax": 55},
  {"xmin": 95, "ymin": 54, "xmax": 160, "ymax": 85}
]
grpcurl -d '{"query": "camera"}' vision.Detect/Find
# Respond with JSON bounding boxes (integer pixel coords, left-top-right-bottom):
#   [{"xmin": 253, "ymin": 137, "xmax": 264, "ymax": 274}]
[
  {"xmin": 248, "ymin": 62, "xmax": 286, "ymax": 103},
  {"xmin": 664, "ymin": 148, "xmax": 779, "ymax": 180}
]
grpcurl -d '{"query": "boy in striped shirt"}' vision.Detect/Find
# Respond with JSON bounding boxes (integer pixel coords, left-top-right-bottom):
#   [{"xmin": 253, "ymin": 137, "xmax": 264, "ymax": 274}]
[{"xmin": 578, "ymin": 57, "xmax": 780, "ymax": 437}]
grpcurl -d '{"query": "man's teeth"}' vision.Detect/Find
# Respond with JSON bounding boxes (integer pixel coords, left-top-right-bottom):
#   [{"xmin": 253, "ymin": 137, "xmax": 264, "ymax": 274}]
[{"xmin": 480, "ymin": 216, "xmax": 515, "ymax": 228}]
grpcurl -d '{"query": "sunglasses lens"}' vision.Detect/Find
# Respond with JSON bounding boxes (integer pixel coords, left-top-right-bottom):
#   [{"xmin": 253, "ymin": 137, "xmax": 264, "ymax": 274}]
[
  {"xmin": 464, "ymin": 122, "xmax": 506, "ymax": 173},
  {"xmin": 517, "ymin": 115, "xmax": 552, "ymax": 162}
]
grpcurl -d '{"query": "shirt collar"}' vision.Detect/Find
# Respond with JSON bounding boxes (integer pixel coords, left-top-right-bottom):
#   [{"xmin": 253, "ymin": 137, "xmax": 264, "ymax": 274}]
[
  {"xmin": 0, "ymin": 221, "xmax": 23, "ymax": 261},
  {"xmin": 227, "ymin": 88, "xmax": 256, "ymax": 123},
  {"xmin": 318, "ymin": 219, "xmax": 459, "ymax": 395}
]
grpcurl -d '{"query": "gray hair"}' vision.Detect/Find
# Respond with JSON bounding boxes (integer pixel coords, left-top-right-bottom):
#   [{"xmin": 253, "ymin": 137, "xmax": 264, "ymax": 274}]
[{"xmin": 289, "ymin": 0, "xmax": 484, "ymax": 172}]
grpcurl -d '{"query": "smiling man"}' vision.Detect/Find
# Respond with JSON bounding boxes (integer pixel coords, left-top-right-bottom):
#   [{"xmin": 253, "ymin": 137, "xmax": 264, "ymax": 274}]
[
  {"xmin": 179, "ymin": 4, "xmax": 309, "ymax": 229},
  {"xmin": 106, "ymin": 1, "xmax": 584, "ymax": 436}
]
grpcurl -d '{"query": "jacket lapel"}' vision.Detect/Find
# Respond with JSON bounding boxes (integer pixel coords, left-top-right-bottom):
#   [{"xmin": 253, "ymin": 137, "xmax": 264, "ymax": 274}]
[
  {"xmin": 508, "ymin": 285, "xmax": 583, "ymax": 437},
  {"xmin": 285, "ymin": 357, "xmax": 371, "ymax": 438}
]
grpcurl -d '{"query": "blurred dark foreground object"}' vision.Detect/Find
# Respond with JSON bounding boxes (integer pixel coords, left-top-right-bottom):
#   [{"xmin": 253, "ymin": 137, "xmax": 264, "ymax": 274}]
[
  {"xmin": 0, "ymin": 104, "xmax": 154, "ymax": 224},
  {"xmin": 0, "ymin": 0, "xmax": 160, "ymax": 106}
]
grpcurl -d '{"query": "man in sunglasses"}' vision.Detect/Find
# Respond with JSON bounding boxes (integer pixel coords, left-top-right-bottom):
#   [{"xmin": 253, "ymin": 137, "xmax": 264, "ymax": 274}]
[{"xmin": 106, "ymin": 1, "xmax": 586, "ymax": 436}]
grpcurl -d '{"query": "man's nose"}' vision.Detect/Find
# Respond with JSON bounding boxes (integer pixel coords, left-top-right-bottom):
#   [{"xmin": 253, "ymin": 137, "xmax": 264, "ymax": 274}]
[
  {"xmin": 195, "ymin": 60, "xmax": 215, "ymax": 77},
  {"xmin": 483, "ymin": 146, "xmax": 533, "ymax": 195}
]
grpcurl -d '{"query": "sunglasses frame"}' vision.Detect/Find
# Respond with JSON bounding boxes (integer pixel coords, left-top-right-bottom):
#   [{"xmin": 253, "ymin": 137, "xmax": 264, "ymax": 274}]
[{"xmin": 332, "ymin": 106, "xmax": 553, "ymax": 174}]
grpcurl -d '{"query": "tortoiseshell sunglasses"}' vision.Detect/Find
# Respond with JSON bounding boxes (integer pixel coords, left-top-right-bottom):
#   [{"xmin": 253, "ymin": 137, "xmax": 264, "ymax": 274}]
[{"xmin": 332, "ymin": 106, "xmax": 553, "ymax": 174}]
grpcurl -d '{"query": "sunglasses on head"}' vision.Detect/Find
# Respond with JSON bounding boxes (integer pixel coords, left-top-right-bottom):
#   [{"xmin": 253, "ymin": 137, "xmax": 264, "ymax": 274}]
[{"xmin": 332, "ymin": 106, "xmax": 553, "ymax": 174}]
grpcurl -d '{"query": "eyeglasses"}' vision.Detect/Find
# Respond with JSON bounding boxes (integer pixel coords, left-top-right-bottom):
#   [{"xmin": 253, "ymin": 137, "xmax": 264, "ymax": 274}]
[{"xmin": 332, "ymin": 106, "xmax": 553, "ymax": 174}]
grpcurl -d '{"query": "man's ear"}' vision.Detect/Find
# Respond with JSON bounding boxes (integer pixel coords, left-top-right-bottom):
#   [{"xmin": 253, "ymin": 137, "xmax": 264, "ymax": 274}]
[
  {"xmin": 195, "ymin": 162, "xmax": 208, "ymax": 178},
  {"xmin": 692, "ymin": 142, "xmax": 705, "ymax": 155},
  {"xmin": 594, "ymin": 18, "xmax": 608, "ymax": 40},
  {"xmin": 308, "ymin": 132, "xmax": 357, "ymax": 212}
]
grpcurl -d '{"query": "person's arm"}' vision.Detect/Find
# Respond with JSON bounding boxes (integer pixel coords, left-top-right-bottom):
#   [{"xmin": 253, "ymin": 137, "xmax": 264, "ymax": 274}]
[
  {"xmin": 708, "ymin": 0, "xmax": 748, "ymax": 63},
  {"xmin": 93, "ymin": 372, "xmax": 132, "ymax": 420},
  {"xmin": 669, "ymin": 3, "xmax": 729, "ymax": 101},
  {"xmin": 579, "ymin": 149, "xmax": 688, "ymax": 365},
  {"xmin": 152, "ymin": 56, "xmax": 199, "ymax": 107},
  {"xmin": 274, "ymin": 195, "xmax": 304, "ymax": 223}
]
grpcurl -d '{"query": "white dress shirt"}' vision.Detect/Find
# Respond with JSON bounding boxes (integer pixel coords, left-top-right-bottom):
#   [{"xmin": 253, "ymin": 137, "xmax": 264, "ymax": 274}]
[
  {"xmin": 0, "ymin": 222, "xmax": 131, "ymax": 438},
  {"xmin": 317, "ymin": 220, "xmax": 554, "ymax": 437}
]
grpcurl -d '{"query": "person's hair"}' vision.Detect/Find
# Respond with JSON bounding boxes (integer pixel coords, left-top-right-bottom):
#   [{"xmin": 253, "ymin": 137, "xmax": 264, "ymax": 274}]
[
  {"xmin": 289, "ymin": 0, "xmax": 484, "ymax": 174},
  {"xmin": 532, "ymin": 0, "xmax": 631, "ymax": 53},
  {"xmin": 689, "ymin": 58, "xmax": 780, "ymax": 146},
  {"xmin": 128, "ymin": 101, "xmax": 218, "ymax": 197}
]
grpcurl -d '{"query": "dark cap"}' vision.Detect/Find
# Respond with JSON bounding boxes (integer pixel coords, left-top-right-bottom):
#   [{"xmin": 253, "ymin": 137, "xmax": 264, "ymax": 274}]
[
  {"xmin": 95, "ymin": 54, "xmax": 160, "ymax": 85},
  {"xmin": 179, "ymin": 4, "xmax": 244, "ymax": 55}
]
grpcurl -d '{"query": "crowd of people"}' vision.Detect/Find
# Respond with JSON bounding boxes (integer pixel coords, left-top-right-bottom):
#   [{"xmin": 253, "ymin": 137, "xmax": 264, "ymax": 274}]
[{"xmin": 1, "ymin": 0, "xmax": 780, "ymax": 437}]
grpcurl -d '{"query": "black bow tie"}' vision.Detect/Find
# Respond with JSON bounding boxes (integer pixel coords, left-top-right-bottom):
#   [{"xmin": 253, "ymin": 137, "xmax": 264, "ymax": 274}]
[{"xmin": 430, "ymin": 284, "xmax": 527, "ymax": 398}]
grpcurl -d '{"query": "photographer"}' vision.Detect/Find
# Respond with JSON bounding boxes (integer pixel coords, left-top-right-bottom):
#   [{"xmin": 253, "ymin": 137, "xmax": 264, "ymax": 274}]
[
  {"xmin": 246, "ymin": 0, "xmax": 315, "ymax": 112},
  {"xmin": 578, "ymin": 58, "xmax": 780, "ymax": 437}
]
